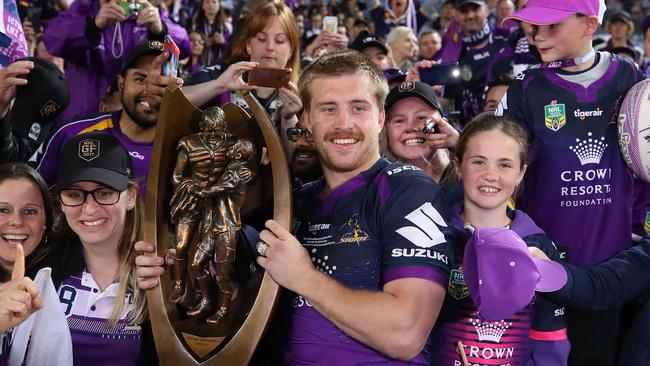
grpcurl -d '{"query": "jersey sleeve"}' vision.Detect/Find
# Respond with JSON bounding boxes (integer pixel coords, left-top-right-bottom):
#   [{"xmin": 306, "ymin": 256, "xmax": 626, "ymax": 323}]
[
  {"xmin": 525, "ymin": 234, "xmax": 570, "ymax": 366},
  {"xmin": 185, "ymin": 64, "xmax": 224, "ymax": 86},
  {"xmin": 548, "ymin": 239, "xmax": 650, "ymax": 311},
  {"xmin": 377, "ymin": 170, "xmax": 452, "ymax": 288},
  {"xmin": 33, "ymin": 125, "xmax": 71, "ymax": 187}
]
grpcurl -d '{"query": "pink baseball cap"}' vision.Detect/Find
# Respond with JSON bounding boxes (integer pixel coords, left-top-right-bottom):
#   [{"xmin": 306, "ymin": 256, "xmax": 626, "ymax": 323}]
[
  {"xmin": 462, "ymin": 227, "xmax": 568, "ymax": 322},
  {"xmin": 505, "ymin": 0, "xmax": 606, "ymax": 25}
]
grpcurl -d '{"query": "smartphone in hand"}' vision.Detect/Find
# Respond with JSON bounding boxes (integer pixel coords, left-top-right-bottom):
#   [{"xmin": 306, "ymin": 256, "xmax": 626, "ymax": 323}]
[
  {"xmin": 323, "ymin": 16, "xmax": 338, "ymax": 34},
  {"xmin": 162, "ymin": 35, "xmax": 180, "ymax": 77},
  {"xmin": 248, "ymin": 66, "xmax": 292, "ymax": 89},
  {"xmin": 419, "ymin": 62, "xmax": 461, "ymax": 86},
  {"xmin": 119, "ymin": 1, "xmax": 142, "ymax": 18}
]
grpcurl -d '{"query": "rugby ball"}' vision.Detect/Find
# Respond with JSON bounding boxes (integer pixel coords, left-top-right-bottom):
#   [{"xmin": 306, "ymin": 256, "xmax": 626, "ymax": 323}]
[{"xmin": 618, "ymin": 79, "xmax": 650, "ymax": 182}]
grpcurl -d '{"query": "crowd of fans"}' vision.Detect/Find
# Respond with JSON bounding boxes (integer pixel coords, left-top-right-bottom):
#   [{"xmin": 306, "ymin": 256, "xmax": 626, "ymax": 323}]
[{"xmin": 1, "ymin": 0, "xmax": 650, "ymax": 365}]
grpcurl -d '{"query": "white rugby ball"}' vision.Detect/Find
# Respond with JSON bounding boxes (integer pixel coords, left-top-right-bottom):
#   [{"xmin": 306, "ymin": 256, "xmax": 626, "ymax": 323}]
[{"xmin": 618, "ymin": 79, "xmax": 650, "ymax": 182}]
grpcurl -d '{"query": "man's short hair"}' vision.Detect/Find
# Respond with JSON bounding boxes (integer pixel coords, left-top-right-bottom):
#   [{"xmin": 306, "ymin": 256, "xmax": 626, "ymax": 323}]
[
  {"xmin": 487, "ymin": 74, "xmax": 514, "ymax": 90},
  {"xmin": 353, "ymin": 18, "xmax": 368, "ymax": 28},
  {"xmin": 298, "ymin": 49, "xmax": 389, "ymax": 111}
]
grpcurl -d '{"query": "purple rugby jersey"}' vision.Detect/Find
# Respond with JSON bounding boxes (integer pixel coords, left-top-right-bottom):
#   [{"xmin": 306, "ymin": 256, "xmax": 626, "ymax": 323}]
[
  {"xmin": 431, "ymin": 207, "xmax": 569, "ymax": 366},
  {"xmin": 31, "ymin": 111, "xmax": 152, "ymax": 196},
  {"xmin": 58, "ymin": 271, "xmax": 141, "ymax": 366},
  {"xmin": 499, "ymin": 52, "xmax": 645, "ymax": 266},
  {"xmin": 283, "ymin": 158, "xmax": 452, "ymax": 365}
]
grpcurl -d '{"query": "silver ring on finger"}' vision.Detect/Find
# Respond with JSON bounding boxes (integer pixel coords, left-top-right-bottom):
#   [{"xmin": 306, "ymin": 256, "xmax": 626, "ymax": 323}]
[{"xmin": 256, "ymin": 241, "xmax": 269, "ymax": 257}]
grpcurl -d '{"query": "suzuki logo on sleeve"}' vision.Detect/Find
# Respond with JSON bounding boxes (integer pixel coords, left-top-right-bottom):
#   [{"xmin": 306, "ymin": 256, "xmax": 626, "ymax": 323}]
[{"xmin": 396, "ymin": 202, "xmax": 447, "ymax": 248}]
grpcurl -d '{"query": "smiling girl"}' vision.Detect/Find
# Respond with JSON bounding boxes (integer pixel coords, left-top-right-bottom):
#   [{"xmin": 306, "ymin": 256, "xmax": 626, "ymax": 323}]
[
  {"xmin": 0, "ymin": 163, "xmax": 52, "ymax": 364},
  {"xmin": 431, "ymin": 114, "xmax": 569, "ymax": 366}
]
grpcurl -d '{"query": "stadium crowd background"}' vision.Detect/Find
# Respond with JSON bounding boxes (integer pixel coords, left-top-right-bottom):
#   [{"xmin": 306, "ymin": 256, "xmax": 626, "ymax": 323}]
[{"xmin": 1, "ymin": 0, "xmax": 650, "ymax": 365}]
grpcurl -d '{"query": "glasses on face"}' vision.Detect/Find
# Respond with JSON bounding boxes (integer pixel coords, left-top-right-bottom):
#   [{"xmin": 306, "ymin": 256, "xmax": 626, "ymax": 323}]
[
  {"xmin": 191, "ymin": 39, "xmax": 205, "ymax": 46},
  {"xmin": 59, "ymin": 188, "xmax": 122, "ymax": 207},
  {"xmin": 286, "ymin": 127, "xmax": 314, "ymax": 142}
]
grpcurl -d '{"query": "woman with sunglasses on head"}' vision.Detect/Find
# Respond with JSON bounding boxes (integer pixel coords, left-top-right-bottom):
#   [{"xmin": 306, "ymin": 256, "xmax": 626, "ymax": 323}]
[{"xmin": 35, "ymin": 131, "xmax": 154, "ymax": 365}]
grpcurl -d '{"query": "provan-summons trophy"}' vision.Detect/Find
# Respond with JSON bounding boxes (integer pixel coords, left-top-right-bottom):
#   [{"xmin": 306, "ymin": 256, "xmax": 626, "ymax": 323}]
[{"xmin": 143, "ymin": 85, "xmax": 292, "ymax": 365}]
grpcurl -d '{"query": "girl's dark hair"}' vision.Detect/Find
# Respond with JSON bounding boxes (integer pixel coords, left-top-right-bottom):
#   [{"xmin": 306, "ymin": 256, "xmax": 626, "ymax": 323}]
[
  {"xmin": 455, "ymin": 113, "xmax": 529, "ymax": 168},
  {"xmin": 441, "ymin": 113, "xmax": 529, "ymax": 189},
  {"xmin": 0, "ymin": 163, "xmax": 54, "ymax": 278}
]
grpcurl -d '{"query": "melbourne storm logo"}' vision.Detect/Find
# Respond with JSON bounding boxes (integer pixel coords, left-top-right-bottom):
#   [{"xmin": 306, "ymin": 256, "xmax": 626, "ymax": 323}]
[{"xmin": 340, "ymin": 215, "xmax": 369, "ymax": 244}]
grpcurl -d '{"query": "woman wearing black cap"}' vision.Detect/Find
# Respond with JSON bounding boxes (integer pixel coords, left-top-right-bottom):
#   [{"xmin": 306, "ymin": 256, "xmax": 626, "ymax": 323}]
[
  {"xmin": 383, "ymin": 80, "xmax": 458, "ymax": 183},
  {"xmin": 35, "ymin": 131, "xmax": 155, "ymax": 365}
]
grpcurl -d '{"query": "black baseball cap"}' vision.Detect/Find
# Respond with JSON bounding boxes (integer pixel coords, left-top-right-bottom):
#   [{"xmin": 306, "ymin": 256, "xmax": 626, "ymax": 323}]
[
  {"xmin": 350, "ymin": 31, "xmax": 388, "ymax": 55},
  {"xmin": 385, "ymin": 81, "xmax": 443, "ymax": 114},
  {"xmin": 122, "ymin": 40, "xmax": 164, "ymax": 74},
  {"xmin": 456, "ymin": 0, "xmax": 485, "ymax": 8},
  {"xmin": 56, "ymin": 132, "xmax": 133, "ymax": 192},
  {"xmin": 9, "ymin": 57, "xmax": 69, "ymax": 143}
]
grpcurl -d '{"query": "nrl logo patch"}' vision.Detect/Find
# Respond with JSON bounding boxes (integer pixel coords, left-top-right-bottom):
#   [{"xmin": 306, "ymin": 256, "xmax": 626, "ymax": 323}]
[
  {"xmin": 544, "ymin": 100, "xmax": 566, "ymax": 131},
  {"xmin": 78, "ymin": 139, "xmax": 100, "ymax": 161},
  {"xmin": 644, "ymin": 212, "xmax": 650, "ymax": 236},
  {"xmin": 448, "ymin": 268, "xmax": 468, "ymax": 300},
  {"xmin": 40, "ymin": 100, "xmax": 60, "ymax": 118},
  {"xmin": 150, "ymin": 40, "xmax": 164, "ymax": 50},
  {"xmin": 398, "ymin": 81, "xmax": 415, "ymax": 92}
]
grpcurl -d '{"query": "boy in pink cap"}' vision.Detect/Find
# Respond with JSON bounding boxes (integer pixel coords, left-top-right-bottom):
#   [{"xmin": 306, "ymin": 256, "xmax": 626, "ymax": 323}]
[{"xmin": 497, "ymin": 0, "xmax": 645, "ymax": 365}]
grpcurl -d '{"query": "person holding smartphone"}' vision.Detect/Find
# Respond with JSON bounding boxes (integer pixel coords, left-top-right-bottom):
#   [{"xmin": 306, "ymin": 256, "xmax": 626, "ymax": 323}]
[
  {"xmin": 383, "ymin": 81, "xmax": 458, "ymax": 183},
  {"xmin": 42, "ymin": 0, "xmax": 190, "ymax": 122},
  {"xmin": 153, "ymin": 2, "xmax": 302, "ymax": 144}
]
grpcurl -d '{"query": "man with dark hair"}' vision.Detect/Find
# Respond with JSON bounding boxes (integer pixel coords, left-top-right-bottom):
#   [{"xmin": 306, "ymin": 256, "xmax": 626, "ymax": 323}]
[
  {"xmin": 418, "ymin": 29, "xmax": 442, "ymax": 60},
  {"xmin": 33, "ymin": 41, "xmax": 164, "ymax": 195},
  {"xmin": 483, "ymin": 74, "xmax": 513, "ymax": 111}
]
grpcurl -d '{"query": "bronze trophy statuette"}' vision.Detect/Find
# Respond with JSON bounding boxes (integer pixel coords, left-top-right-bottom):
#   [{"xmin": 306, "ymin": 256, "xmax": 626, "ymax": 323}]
[{"xmin": 144, "ymin": 85, "xmax": 292, "ymax": 365}]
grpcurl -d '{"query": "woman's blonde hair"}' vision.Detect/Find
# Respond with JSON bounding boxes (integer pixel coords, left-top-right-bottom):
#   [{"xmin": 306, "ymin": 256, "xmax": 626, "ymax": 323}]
[{"xmin": 109, "ymin": 184, "xmax": 147, "ymax": 327}]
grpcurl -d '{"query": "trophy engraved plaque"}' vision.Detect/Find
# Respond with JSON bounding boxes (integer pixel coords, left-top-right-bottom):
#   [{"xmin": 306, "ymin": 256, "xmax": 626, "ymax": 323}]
[{"xmin": 144, "ymin": 85, "xmax": 292, "ymax": 365}]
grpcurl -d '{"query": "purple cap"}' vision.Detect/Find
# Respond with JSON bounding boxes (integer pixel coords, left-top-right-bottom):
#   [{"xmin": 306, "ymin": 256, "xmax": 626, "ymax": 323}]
[
  {"xmin": 462, "ymin": 227, "xmax": 568, "ymax": 322},
  {"xmin": 505, "ymin": 0, "xmax": 606, "ymax": 25}
]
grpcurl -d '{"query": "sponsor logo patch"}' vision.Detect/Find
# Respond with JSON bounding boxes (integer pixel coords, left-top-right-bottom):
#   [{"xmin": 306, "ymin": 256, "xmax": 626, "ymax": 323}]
[
  {"xmin": 339, "ymin": 215, "xmax": 369, "ymax": 244},
  {"xmin": 544, "ymin": 100, "xmax": 566, "ymax": 131},
  {"xmin": 448, "ymin": 268, "xmax": 468, "ymax": 300}
]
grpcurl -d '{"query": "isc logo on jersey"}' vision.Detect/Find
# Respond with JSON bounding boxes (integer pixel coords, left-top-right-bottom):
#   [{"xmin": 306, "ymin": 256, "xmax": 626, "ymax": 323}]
[
  {"xmin": 391, "ymin": 202, "xmax": 449, "ymax": 264},
  {"xmin": 544, "ymin": 100, "xmax": 566, "ymax": 131}
]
